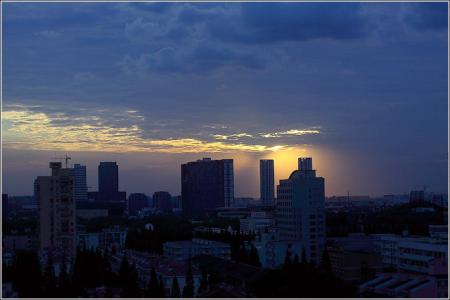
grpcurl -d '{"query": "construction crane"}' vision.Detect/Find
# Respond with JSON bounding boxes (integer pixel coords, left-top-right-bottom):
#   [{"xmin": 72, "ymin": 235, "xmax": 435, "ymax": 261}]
[{"xmin": 52, "ymin": 154, "xmax": 72, "ymax": 168}]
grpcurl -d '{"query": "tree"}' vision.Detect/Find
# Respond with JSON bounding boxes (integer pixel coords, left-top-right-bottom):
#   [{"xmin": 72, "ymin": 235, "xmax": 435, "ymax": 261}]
[
  {"xmin": 146, "ymin": 268, "xmax": 159, "ymax": 297},
  {"xmin": 122, "ymin": 263, "xmax": 141, "ymax": 297},
  {"xmin": 12, "ymin": 250, "xmax": 42, "ymax": 297},
  {"xmin": 283, "ymin": 247, "xmax": 292, "ymax": 269},
  {"xmin": 198, "ymin": 268, "xmax": 208, "ymax": 294},
  {"xmin": 158, "ymin": 275, "xmax": 166, "ymax": 297},
  {"xmin": 171, "ymin": 276, "xmax": 181, "ymax": 298},
  {"xmin": 319, "ymin": 247, "xmax": 332, "ymax": 275},
  {"xmin": 248, "ymin": 244, "xmax": 261, "ymax": 267},
  {"xmin": 182, "ymin": 260, "xmax": 194, "ymax": 298},
  {"xmin": 58, "ymin": 257, "xmax": 71, "ymax": 297},
  {"xmin": 118, "ymin": 256, "xmax": 131, "ymax": 285},
  {"xmin": 42, "ymin": 256, "xmax": 57, "ymax": 297}
]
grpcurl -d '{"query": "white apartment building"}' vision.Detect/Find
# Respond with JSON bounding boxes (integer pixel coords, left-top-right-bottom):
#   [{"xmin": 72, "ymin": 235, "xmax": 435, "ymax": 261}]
[{"xmin": 276, "ymin": 157, "xmax": 326, "ymax": 264}]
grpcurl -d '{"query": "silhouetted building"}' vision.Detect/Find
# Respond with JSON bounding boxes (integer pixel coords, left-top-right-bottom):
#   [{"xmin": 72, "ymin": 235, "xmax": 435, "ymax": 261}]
[
  {"xmin": 71, "ymin": 164, "xmax": 87, "ymax": 202},
  {"xmin": 35, "ymin": 162, "xmax": 76, "ymax": 257},
  {"xmin": 410, "ymin": 190, "xmax": 425, "ymax": 203},
  {"xmin": 153, "ymin": 191, "xmax": 172, "ymax": 213},
  {"xmin": 276, "ymin": 157, "xmax": 325, "ymax": 265},
  {"xmin": 2, "ymin": 194, "xmax": 8, "ymax": 221},
  {"xmin": 97, "ymin": 162, "xmax": 126, "ymax": 203},
  {"xmin": 128, "ymin": 193, "xmax": 148, "ymax": 216},
  {"xmin": 260, "ymin": 159, "xmax": 275, "ymax": 206},
  {"xmin": 182, "ymin": 158, "xmax": 234, "ymax": 217},
  {"xmin": 99, "ymin": 162, "xmax": 118, "ymax": 194}
]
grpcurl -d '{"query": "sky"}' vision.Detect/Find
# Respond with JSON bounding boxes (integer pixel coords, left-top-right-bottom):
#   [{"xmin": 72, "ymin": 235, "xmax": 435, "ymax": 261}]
[{"xmin": 2, "ymin": 2, "xmax": 448, "ymax": 198}]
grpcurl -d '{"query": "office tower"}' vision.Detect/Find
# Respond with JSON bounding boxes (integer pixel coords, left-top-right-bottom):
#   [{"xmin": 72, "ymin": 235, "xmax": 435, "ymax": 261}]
[
  {"xmin": 36, "ymin": 162, "xmax": 76, "ymax": 256},
  {"xmin": 2, "ymin": 194, "xmax": 8, "ymax": 221},
  {"xmin": 260, "ymin": 159, "xmax": 275, "ymax": 206},
  {"xmin": 98, "ymin": 162, "xmax": 119, "ymax": 195},
  {"xmin": 97, "ymin": 162, "xmax": 126, "ymax": 202},
  {"xmin": 182, "ymin": 158, "xmax": 234, "ymax": 217},
  {"xmin": 153, "ymin": 191, "xmax": 172, "ymax": 213},
  {"xmin": 276, "ymin": 157, "xmax": 325, "ymax": 265},
  {"xmin": 71, "ymin": 164, "xmax": 87, "ymax": 202},
  {"xmin": 128, "ymin": 193, "xmax": 148, "ymax": 216}
]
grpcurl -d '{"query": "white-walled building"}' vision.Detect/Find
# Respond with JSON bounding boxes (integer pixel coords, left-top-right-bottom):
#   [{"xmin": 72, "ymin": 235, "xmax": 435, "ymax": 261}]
[{"xmin": 276, "ymin": 157, "xmax": 326, "ymax": 264}]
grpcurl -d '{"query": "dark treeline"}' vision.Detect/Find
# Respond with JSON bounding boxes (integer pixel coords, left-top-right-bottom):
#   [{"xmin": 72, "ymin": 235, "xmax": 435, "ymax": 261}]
[
  {"xmin": 2, "ymin": 248, "xmax": 192, "ymax": 298},
  {"xmin": 327, "ymin": 202, "xmax": 445, "ymax": 237},
  {"xmin": 248, "ymin": 248, "xmax": 357, "ymax": 297}
]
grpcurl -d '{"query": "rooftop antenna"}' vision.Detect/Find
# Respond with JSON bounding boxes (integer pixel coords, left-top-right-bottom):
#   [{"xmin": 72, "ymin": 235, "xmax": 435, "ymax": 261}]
[{"xmin": 51, "ymin": 153, "xmax": 71, "ymax": 168}]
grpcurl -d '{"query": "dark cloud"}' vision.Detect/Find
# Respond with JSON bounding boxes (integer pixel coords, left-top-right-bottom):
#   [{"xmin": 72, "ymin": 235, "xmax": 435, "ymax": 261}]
[
  {"xmin": 119, "ymin": 44, "xmax": 265, "ymax": 75},
  {"xmin": 208, "ymin": 3, "xmax": 369, "ymax": 44},
  {"xmin": 403, "ymin": 3, "xmax": 448, "ymax": 31}
]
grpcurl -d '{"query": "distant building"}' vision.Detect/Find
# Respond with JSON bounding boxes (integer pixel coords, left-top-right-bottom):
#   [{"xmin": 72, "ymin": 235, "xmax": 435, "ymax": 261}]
[
  {"xmin": 240, "ymin": 211, "xmax": 273, "ymax": 234},
  {"xmin": 410, "ymin": 190, "xmax": 426, "ymax": 203},
  {"xmin": 153, "ymin": 191, "xmax": 172, "ymax": 213},
  {"xmin": 276, "ymin": 157, "xmax": 325, "ymax": 264},
  {"xmin": 233, "ymin": 197, "xmax": 254, "ymax": 208},
  {"xmin": 253, "ymin": 229, "xmax": 302, "ymax": 269},
  {"xmin": 77, "ymin": 227, "xmax": 127, "ymax": 250},
  {"xmin": 71, "ymin": 164, "xmax": 87, "ymax": 202},
  {"xmin": 110, "ymin": 249, "xmax": 201, "ymax": 296},
  {"xmin": 97, "ymin": 162, "xmax": 126, "ymax": 202},
  {"xmin": 260, "ymin": 159, "xmax": 275, "ymax": 206},
  {"xmin": 2, "ymin": 194, "xmax": 8, "ymax": 221},
  {"xmin": 3, "ymin": 235, "xmax": 38, "ymax": 252},
  {"xmin": 327, "ymin": 233, "xmax": 383, "ymax": 284},
  {"xmin": 76, "ymin": 201, "xmax": 125, "ymax": 217},
  {"xmin": 127, "ymin": 193, "xmax": 148, "ymax": 216},
  {"xmin": 163, "ymin": 238, "xmax": 231, "ymax": 261},
  {"xmin": 99, "ymin": 162, "xmax": 118, "ymax": 195},
  {"xmin": 35, "ymin": 162, "xmax": 76, "ymax": 257},
  {"xmin": 182, "ymin": 158, "xmax": 234, "ymax": 217},
  {"xmin": 172, "ymin": 195, "xmax": 182, "ymax": 210}
]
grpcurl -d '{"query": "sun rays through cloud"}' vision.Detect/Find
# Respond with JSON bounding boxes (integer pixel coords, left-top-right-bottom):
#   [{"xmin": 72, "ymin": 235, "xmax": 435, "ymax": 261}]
[{"xmin": 2, "ymin": 106, "xmax": 317, "ymax": 154}]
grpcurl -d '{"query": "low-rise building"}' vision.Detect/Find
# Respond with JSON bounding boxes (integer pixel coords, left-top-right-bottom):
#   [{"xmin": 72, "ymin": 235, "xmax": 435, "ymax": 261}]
[
  {"xmin": 360, "ymin": 273, "xmax": 442, "ymax": 298},
  {"xmin": 240, "ymin": 211, "xmax": 273, "ymax": 234},
  {"xmin": 110, "ymin": 249, "xmax": 201, "ymax": 296},
  {"xmin": 327, "ymin": 233, "xmax": 383, "ymax": 284},
  {"xmin": 163, "ymin": 238, "xmax": 231, "ymax": 261},
  {"xmin": 2, "ymin": 235, "xmax": 39, "ymax": 252},
  {"xmin": 252, "ymin": 229, "xmax": 302, "ymax": 269},
  {"xmin": 77, "ymin": 227, "xmax": 127, "ymax": 250}
]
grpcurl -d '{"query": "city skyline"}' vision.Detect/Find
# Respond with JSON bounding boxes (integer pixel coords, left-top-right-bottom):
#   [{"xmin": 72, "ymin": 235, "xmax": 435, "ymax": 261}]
[{"xmin": 2, "ymin": 2, "xmax": 448, "ymax": 197}]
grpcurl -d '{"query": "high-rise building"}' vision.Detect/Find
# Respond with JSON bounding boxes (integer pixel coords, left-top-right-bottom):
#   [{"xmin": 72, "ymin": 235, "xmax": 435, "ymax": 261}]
[
  {"xmin": 97, "ymin": 162, "xmax": 126, "ymax": 202},
  {"xmin": 260, "ymin": 159, "xmax": 275, "ymax": 206},
  {"xmin": 276, "ymin": 157, "xmax": 325, "ymax": 264},
  {"xmin": 35, "ymin": 162, "xmax": 76, "ymax": 257},
  {"xmin": 128, "ymin": 193, "xmax": 148, "ymax": 216},
  {"xmin": 98, "ymin": 162, "xmax": 119, "ymax": 195},
  {"xmin": 182, "ymin": 158, "xmax": 234, "ymax": 217},
  {"xmin": 71, "ymin": 164, "xmax": 87, "ymax": 202},
  {"xmin": 153, "ymin": 191, "xmax": 172, "ymax": 213}
]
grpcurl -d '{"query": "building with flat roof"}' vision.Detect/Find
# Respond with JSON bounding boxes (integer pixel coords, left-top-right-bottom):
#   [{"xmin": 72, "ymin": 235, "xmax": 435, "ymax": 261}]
[
  {"xmin": 35, "ymin": 162, "xmax": 76, "ymax": 257},
  {"xmin": 182, "ymin": 158, "xmax": 234, "ymax": 217},
  {"xmin": 260, "ymin": 159, "xmax": 275, "ymax": 206},
  {"xmin": 163, "ymin": 238, "xmax": 231, "ymax": 261},
  {"xmin": 71, "ymin": 164, "xmax": 87, "ymax": 202}
]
